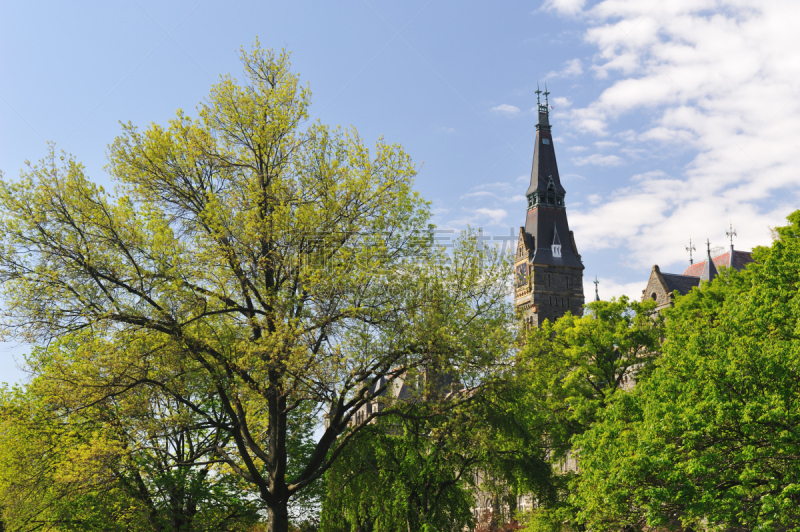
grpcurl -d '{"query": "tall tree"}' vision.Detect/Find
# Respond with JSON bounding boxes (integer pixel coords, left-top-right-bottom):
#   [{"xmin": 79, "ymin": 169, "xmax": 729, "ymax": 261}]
[
  {"xmin": 519, "ymin": 297, "xmax": 663, "ymax": 461},
  {"xmin": 573, "ymin": 211, "xmax": 800, "ymax": 530},
  {"xmin": 515, "ymin": 297, "xmax": 663, "ymax": 528},
  {"xmin": 0, "ymin": 44, "xmax": 512, "ymax": 532},
  {"xmin": 0, "ymin": 342, "xmax": 263, "ymax": 532}
]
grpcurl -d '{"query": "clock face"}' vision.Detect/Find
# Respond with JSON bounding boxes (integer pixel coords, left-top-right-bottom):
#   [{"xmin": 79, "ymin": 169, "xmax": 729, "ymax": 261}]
[{"xmin": 515, "ymin": 263, "xmax": 529, "ymax": 288}]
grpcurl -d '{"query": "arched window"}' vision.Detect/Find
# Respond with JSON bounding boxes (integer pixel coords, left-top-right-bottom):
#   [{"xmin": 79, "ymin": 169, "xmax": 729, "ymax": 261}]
[{"xmin": 651, "ymin": 292, "xmax": 658, "ymax": 301}]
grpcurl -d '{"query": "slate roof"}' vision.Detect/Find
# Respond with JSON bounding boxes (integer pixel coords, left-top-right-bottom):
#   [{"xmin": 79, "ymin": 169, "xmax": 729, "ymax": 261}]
[
  {"xmin": 699, "ymin": 248, "xmax": 718, "ymax": 282},
  {"xmin": 660, "ymin": 273, "xmax": 700, "ymax": 296},
  {"xmin": 524, "ymin": 207, "xmax": 582, "ymax": 268},
  {"xmin": 682, "ymin": 250, "xmax": 754, "ymax": 276},
  {"xmin": 525, "ymin": 109, "xmax": 565, "ymax": 197}
]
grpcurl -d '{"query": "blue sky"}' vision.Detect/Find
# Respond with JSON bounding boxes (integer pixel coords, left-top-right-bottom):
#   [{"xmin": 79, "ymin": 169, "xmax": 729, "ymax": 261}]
[{"xmin": 2, "ymin": 0, "xmax": 799, "ymax": 383}]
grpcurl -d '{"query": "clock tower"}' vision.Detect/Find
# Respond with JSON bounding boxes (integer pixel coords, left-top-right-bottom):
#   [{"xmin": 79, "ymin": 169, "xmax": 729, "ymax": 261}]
[{"xmin": 514, "ymin": 89, "xmax": 585, "ymax": 327}]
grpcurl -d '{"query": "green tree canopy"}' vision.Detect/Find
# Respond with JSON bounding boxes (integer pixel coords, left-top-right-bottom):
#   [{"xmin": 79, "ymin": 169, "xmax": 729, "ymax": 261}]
[
  {"xmin": 574, "ymin": 212, "xmax": 800, "ymax": 530},
  {"xmin": 0, "ymin": 43, "xmax": 513, "ymax": 532},
  {"xmin": 519, "ymin": 297, "xmax": 663, "ymax": 462}
]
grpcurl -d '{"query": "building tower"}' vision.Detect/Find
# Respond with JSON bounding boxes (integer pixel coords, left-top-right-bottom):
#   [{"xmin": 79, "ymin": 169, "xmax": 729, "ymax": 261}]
[{"xmin": 514, "ymin": 89, "xmax": 585, "ymax": 327}]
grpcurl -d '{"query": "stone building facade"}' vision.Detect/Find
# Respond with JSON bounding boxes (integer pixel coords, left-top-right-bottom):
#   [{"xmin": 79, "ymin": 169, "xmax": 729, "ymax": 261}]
[
  {"xmin": 514, "ymin": 92, "xmax": 585, "ymax": 326},
  {"xmin": 642, "ymin": 243, "xmax": 754, "ymax": 311}
]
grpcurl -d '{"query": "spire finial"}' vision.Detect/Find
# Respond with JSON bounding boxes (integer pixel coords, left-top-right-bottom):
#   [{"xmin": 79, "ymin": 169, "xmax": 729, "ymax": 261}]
[
  {"xmin": 594, "ymin": 276, "xmax": 600, "ymax": 302},
  {"xmin": 706, "ymin": 238, "xmax": 712, "ymax": 255},
  {"xmin": 535, "ymin": 83, "xmax": 542, "ymax": 107},
  {"xmin": 544, "ymin": 83, "xmax": 550, "ymax": 108},
  {"xmin": 726, "ymin": 221, "xmax": 737, "ymax": 252},
  {"xmin": 685, "ymin": 238, "xmax": 696, "ymax": 265}
]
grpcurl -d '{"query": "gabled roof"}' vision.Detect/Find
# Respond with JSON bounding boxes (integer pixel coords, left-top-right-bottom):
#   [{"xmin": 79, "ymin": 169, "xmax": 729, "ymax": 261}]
[
  {"xmin": 660, "ymin": 273, "xmax": 700, "ymax": 296},
  {"xmin": 682, "ymin": 250, "xmax": 754, "ymax": 276},
  {"xmin": 516, "ymin": 227, "xmax": 535, "ymax": 261}
]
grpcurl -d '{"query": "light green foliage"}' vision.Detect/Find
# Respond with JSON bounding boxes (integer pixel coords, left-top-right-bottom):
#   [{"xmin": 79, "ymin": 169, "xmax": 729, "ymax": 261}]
[
  {"xmin": 320, "ymin": 399, "xmax": 480, "ymax": 532},
  {"xmin": 0, "ymin": 43, "xmax": 512, "ymax": 532},
  {"xmin": 574, "ymin": 211, "xmax": 800, "ymax": 530},
  {"xmin": 0, "ymin": 340, "xmax": 262, "ymax": 532},
  {"xmin": 318, "ymin": 346, "xmax": 555, "ymax": 532}
]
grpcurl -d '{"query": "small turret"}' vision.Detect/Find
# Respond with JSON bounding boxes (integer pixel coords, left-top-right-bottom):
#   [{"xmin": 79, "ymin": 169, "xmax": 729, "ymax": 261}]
[{"xmin": 699, "ymin": 239, "xmax": 718, "ymax": 283}]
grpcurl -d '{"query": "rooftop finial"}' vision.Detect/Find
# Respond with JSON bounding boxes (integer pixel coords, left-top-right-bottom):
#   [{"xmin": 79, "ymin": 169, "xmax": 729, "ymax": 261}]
[
  {"xmin": 685, "ymin": 238, "xmax": 696, "ymax": 265},
  {"xmin": 535, "ymin": 84, "xmax": 551, "ymax": 130},
  {"xmin": 726, "ymin": 221, "xmax": 737, "ymax": 252},
  {"xmin": 594, "ymin": 276, "xmax": 600, "ymax": 302},
  {"xmin": 706, "ymin": 238, "xmax": 712, "ymax": 254}
]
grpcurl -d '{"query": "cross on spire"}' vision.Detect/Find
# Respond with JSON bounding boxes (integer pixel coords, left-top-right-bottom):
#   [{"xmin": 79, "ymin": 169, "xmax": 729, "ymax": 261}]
[
  {"xmin": 685, "ymin": 238, "xmax": 696, "ymax": 265},
  {"xmin": 543, "ymin": 83, "xmax": 550, "ymax": 108},
  {"xmin": 726, "ymin": 221, "xmax": 737, "ymax": 252},
  {"xmin": 535, "ymin": 83, "xmax": 542, "ymax": 106},
  {"xmin": 594, "ymin": 276, "xmax": 600, "ymax": 302}
]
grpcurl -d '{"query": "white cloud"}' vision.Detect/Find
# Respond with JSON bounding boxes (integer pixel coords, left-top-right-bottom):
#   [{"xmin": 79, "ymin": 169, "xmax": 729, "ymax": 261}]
[
  {"xmin": 546, "ymin": 58, "xmax": 583, "ymax": 79},
  {"xmin": 574, "ymin": 153, "xmax": 624, "ymax": 166},
  {"xmin": 542, "ymin": 0, "xmax": 586, "ymax": 16},
  {"xmin": 475, "ymin": 207, "xmax": 508, "ymax": 225},
  {"xmin": 592, "ymin": 277, "xmax": 648, "ymax": 301},
  {"xmin": 555, "ymin": 0, "xmax": 800, "ymax": 269},
  {"xmin": 462, "ymin": 190, "xmax": 497, "ymax": 199},
  {"xmin": 638, "ymin": 127, "xmax": 693, "ymax": 142},
  {"xmin": 490, "ymin": 104, "xmax": 521, "ymax": 116},
  {"xmin": 594, "ymin": 140, "xmax": 619, "ymax": 148},
  {"xmin": 552, "ymin": 96, "xmax": 572, "ymax": 109}
]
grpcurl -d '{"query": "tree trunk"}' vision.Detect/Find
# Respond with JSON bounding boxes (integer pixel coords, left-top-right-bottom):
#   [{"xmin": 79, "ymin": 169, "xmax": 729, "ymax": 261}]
[{"xmin": 267, "ymin": 504, "xmax": 290, "ymax": 532}]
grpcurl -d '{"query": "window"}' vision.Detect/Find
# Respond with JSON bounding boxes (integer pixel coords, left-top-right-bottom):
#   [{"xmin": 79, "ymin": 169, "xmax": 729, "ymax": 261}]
[
  {"xmin": 542, "ymin": 138, "xmax": 550, "ymax": 145},
  {"xmin": 651, "ymin": 292, "xmax": 657, "ymax": 301}
]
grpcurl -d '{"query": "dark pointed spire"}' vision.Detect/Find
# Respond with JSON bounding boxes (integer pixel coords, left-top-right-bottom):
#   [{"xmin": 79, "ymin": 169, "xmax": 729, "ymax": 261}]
[
  {"xmin": 526, "ymin": 89, "xmax": 562, "ymax": 205},
  {"xmin": 699, "ymin": 239, "xmax": 718, "ymax": 283}
]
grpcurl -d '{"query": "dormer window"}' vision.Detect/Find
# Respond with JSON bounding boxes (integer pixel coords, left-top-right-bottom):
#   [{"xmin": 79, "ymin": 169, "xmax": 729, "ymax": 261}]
[{"xmin": 552, "ymin": 223, "xmax": 562, "ymax": 257}]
